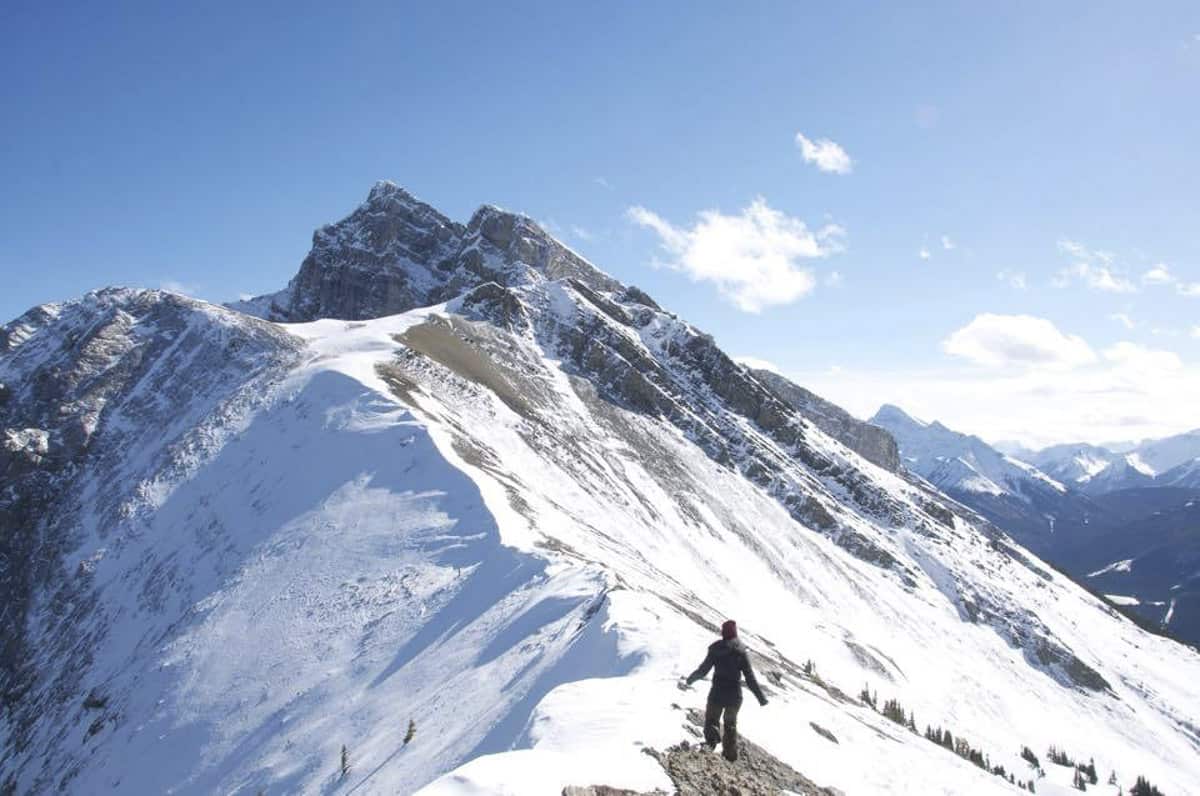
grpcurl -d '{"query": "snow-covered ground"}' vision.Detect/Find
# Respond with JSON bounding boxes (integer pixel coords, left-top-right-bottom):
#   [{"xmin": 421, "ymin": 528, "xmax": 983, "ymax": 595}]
[{"xmin": 4, "ymin": 210, "xmax": 1199, "ymax": 795}]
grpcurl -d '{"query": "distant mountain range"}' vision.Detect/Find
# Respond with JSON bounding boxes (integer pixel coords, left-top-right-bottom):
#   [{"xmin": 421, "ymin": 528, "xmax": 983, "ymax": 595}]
[{"xmin": 871, "ymin": 405, "xmax": 1200, "ymax": 645}]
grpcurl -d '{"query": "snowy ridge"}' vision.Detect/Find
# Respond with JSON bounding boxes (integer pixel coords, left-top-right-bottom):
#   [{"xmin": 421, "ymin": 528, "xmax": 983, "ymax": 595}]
[{"xmin": 3, "ymin": 186, "xmax": 1199, "ymax": 795}]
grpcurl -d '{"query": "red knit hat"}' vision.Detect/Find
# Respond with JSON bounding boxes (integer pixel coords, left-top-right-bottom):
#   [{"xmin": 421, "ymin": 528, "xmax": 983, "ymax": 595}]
[{"xmin": 721, "ymin": 620, "xmax": 737, "ymax": 640}]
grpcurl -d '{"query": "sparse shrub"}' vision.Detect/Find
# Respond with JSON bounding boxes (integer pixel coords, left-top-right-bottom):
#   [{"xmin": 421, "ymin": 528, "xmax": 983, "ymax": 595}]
[{"xmin": 404, "ymin": 719, "xmax": 416, "ymax": 745}]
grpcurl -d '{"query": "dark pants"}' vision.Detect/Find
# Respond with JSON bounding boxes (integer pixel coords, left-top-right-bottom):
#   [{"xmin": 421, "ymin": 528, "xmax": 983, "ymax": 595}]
[{"xmin": 704, "ymin": 697, "xmax": 742, "ymax": 760}]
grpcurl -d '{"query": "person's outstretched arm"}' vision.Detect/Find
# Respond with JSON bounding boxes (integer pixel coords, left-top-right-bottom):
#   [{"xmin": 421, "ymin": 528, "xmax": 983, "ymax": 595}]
[
  {"xmin": 741, "ymin": 653, "xmax": 768, "ymax": 705},
  {"xmin": 685, "ymin": 649, "xmax": 715, "ymax": 685}
]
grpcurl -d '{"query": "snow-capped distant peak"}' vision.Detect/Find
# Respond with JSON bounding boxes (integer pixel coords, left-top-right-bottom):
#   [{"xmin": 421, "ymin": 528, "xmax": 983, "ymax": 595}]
[
  {"xmin": 1124, "ymin": 452, "xmax": 1156, "ymax": 477},
  {"xmin": 1073, "ymin": 453, "xmax": 1112, "ymax": 481}
]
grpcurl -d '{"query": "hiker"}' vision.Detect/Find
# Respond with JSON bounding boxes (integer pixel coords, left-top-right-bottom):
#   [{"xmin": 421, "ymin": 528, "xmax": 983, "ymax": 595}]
[{"xmin": 683, "ymin": 619, "xmax": 768, "ymax": 761}]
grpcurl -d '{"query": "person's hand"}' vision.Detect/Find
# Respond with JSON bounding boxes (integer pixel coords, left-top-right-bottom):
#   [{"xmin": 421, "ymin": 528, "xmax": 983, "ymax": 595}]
[
  {"xmin": 758, "ymin": 696, "xmax": 769, "ymax": 707},
  {"xmin": 677, "ymin": 677, "xmax": 692, "ymax": 691}
]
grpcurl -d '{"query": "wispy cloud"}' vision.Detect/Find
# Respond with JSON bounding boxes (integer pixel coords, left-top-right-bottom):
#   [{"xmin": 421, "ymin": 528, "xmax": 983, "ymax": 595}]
[
  {"xmin": 735, "ymin": 355, "xmax": 782, "ymax": 374},
  {"xmin": 942, "ymin": 313, "xmax": 1097, "ymax": 370},
  {"xmin": 918, "ymin": 247, "xmax": 931, "ymax": 260},
  {"xmin": 1177, "ymin": 281, "xmax": 1200, "ymax": 297},
  {"xmin": 570, "ymin": 225, "xmax": 595, "ymax": 242},
  {"xmin": 1053, "ymin": 240, "xmax": 1136, "ymax": 293},
  {"xmin": 941, "ymin": 235, "xmax": 955, "ymax": 251},
  {"xmin": 160, "ymin": 279, "xmax": 199, "ymax": 296},
  {"xmin": 825, "ymin": 270, "xmax": 844, "ymax": 287},
  {"xmin": 996, "ymin": 270, "xmax": 1027, "ymax": 290},
  {"xmin": 1142, "ymin": 263, "xmax": 1173, "ymax": 285},
  {"xmin": 1192, "ymin": 325, "xmax": 1200, "ymax": 339},
  {"xmin": 1108, "ymin": 312, "xmax": 1136, "ymax": 330},
  {"xmin": 593, "ymin": 176, "xmax": 612, "ymax": 190},
  {"xmin": 796, "ymin": 325, "xmax": 1198, "ymax": 446},
  {"xmin": 794, "ymin": 132, "xmax": 853, "ymax": 174},
  {"xmin": 627, "ymin": 198, "xmax": 844, "ymax": 313}
]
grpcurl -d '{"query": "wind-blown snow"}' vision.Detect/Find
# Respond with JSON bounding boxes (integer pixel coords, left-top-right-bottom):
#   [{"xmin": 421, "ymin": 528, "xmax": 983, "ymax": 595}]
[{"xmin": 1089, "ymin": 559, "xmax": 1134, "ymax": 578}]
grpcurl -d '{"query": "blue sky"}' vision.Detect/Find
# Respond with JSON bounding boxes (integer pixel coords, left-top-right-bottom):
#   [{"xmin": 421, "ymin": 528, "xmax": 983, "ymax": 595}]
[{"xmin": 3, "ymin": 2, "xmax": 1198, "ymax": 445}]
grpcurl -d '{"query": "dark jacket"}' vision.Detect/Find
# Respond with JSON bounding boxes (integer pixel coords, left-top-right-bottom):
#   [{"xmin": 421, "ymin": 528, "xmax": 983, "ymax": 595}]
[{"xmin": 686, "ymin": 638, "xmax": 766, "ymax": 707}]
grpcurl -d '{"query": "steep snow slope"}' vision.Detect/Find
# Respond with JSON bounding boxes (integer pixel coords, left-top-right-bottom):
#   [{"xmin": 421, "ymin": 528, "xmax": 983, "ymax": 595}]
[{"xmin": 3, "ymin": 185, "xmax": 1199, "ymax": 795}]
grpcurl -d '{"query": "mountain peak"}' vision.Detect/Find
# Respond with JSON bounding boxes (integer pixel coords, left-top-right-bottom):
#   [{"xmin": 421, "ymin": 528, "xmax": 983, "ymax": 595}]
[
  {"xmin": 233, "ymin": 181, "xmax": 621, "ymax": 323},
  {"xmin": 871, "ymin": 403, "xmax": 923, "ymax": 427}
]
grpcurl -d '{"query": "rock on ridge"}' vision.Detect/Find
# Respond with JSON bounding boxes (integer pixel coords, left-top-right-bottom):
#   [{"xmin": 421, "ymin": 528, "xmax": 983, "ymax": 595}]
[{"xmin": 231, "ymin": 180, "xmax": 621, "ymax": 322}]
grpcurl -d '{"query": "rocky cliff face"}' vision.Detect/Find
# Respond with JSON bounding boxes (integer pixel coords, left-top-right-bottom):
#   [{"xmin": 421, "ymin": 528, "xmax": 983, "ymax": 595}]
[
  {"xmin": 232, "ymin": 181, "xmax": 621, "ymax": 322},
  {"xmin": 0, "ymin": 289, "xmax": 300, "ymax": 772},
  {"xmin": 751, "ymin": 368, "xmax": 900, "ymax": 472}
]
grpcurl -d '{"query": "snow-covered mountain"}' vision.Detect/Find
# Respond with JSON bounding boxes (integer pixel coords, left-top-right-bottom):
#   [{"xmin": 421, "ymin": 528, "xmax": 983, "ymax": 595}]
[
  {"xmin": 3, "ymin": 182, "xmax": 1199, "ymax": 795},
  {"xmin": 871, "ymin": 405, "xmax": 1065, "ymax": 500},
  {"xmin": 865, "ymin": 405, "xmax": 1101, "ymax": 559},
  {"xmin": 869, "ymin": 405, "xmax": 1200, "ymax": 644},
  {"xmin": 1031, "ymin": 432, "xmax": 1200, "ymax": 496}
]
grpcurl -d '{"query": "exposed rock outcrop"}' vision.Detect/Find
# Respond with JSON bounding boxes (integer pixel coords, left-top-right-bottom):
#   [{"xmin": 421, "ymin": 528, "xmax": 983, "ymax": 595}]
[{"xmin": 753, "ymin": 368, "xmax": 900, "ymax": 472}]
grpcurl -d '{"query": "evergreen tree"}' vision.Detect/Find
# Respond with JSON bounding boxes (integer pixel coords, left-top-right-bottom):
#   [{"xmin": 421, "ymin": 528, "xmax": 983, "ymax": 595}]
[
  {"xmin": 404, "ymin": 719, "xmax": 416, "ymax": 745},
  {"xmin": 340, "ymin": 745, "xmax": 350, "ymax": 779},
  {"xmin": 1130, "ymin": 776, "xmax": 1163, "ymax": 796}
]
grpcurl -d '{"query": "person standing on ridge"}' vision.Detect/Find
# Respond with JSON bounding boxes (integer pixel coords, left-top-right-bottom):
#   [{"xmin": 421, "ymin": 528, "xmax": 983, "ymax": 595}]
[{"xmin": 683, "ymin": 619, "xmax": 768, "ymax": 761}]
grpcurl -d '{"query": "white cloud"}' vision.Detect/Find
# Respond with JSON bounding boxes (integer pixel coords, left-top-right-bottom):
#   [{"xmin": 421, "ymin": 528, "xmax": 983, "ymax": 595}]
[
  {"xmin": 1192, "ymin": 325, "xmax": 1200, "ymax": 339},
  {"xmin": 1055, "ymin": 262, "xmax": 1137, "ymax": 293},
  {"xmin": 1177, "ymin": 281, "xmax": 1200, "ymax": 297},
  {"xmin": 791, "ymin": 332, "xmax": 1197, "ymax": 447},
  {"xmin": 1142, "ymin": 263, "xmax": 1173, "ymax": 285},
  {"xmin": 627, "ymin": 198, "xmax": 842, "ymax": 313},
  {"xmin": 794, "ymin": 132, "xmax": 853, "ymax": 174},
  {"xmin": 996, "ymin": 270, "xmax": 1027, "ymax": 290},
  {"xmin": 570, "ymin": 225, "xmax": 595, "ymax": 242},
  {"xmin": 918, "ymin": 247, "xmax": 931, "ymax": 260},
  {"xmin": 1053, "ymin": 239, "xmax": 1136, "ymax": 293},
  {"xmin": 160, "ymin": 280, "xmax": 198, "ymax": 296},
  {"xmin": 941, "ymin": 235, "xmax": 955, "ymax": 251},
  {"xmin": 1108, "ymin": 312, "xmax": 1136, "ymax": 330},
  {"xmin": 735, "ymin": 356, "xmax": 782, "ymax": 374},
  {"xmin": 825, "ymin": 270, "xmax": 844, "ymax": 287},
  {"xmin": 942, "ymin": 313, "xmax": 1097, "ymax": 370},
  {"xmin": 593, "ymin": 176, "xmax": 612, "ymax": 190}
]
